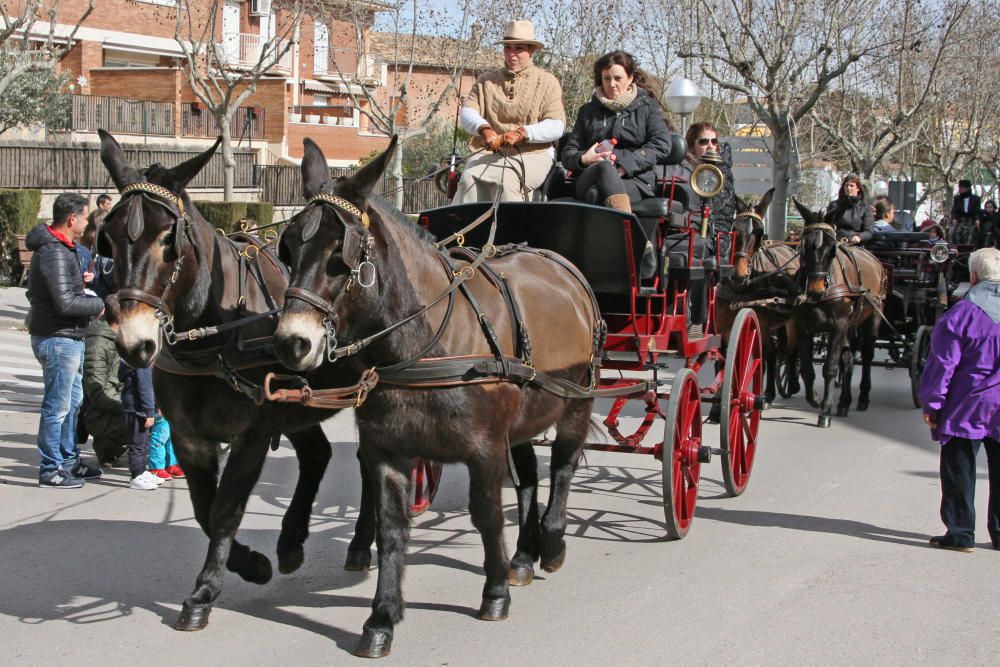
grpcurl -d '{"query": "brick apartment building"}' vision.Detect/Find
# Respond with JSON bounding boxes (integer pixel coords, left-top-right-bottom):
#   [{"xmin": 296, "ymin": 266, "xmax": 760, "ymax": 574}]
[{"xmin": 5, "ymin": 0, "xmax": 494, "ymax": 167}]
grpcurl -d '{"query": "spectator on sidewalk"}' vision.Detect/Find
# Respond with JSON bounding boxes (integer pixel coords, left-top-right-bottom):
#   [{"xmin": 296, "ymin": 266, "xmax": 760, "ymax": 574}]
[
  {"xmin": 82, "ymin": 294, "xmax": 129, "ymax": 467},
  {"xmin": 918, "ymin": 247, "xmax": 1000, "ymax": 552},
  {"xmin": 26, "ymin": 192, "xmax": 105, "ymax": 488},
  {"xmin": 119, "ymin": 358, "xmax": 162, "ymax": 491}
]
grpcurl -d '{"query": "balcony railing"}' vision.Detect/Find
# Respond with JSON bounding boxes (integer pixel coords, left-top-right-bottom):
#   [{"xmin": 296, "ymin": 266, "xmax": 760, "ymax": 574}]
[
  {"xmin": 181, "ymin": 104, "xmax": 267, "ymax": 140},
  {"xmin": 288, "ymin": 105, "xmax": 356, "ymax": 127},
  {"xmin": 219, "ymin": 33, "xmax": 293, "ymax": 72},
  {"xmin": 49, "ymin": 94, "xmax": 175, "ymax": 137},
  {"xmin": 313, "ymin": 47, "xmax": 383, "ymax": 84}
]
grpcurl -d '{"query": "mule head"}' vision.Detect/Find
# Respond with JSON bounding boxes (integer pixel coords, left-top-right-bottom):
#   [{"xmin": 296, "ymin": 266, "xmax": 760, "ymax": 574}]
[
  {"xmin": 98, "ymin": 129, "xmax": 220, "ymax": 367},
  {"xmin": 274, "ymin": 136, "xmax": 398, "ymax": 372},
  {"xmin": 731, "ymin": 188, "xmax": 773, "ymax": 282},
  {"xmin": 793, "ymin": 199, "xmax": 837, "ymax": 301}
]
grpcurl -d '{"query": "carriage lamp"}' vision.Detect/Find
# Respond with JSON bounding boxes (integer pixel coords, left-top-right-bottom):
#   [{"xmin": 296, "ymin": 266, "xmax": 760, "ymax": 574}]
[
  {"xmin": 929, "ymin": 243, "xmax": 951, "ymax": 264},
  {"xmin": 691, "ymin": 162, "xmax": 724, "ymax": 238}
]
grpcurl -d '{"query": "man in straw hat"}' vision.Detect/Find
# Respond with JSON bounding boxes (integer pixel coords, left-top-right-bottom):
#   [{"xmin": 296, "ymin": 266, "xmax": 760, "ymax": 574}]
[{"xmin": 454, "ymin": 19, "xmax": 566, "ymax": 203}]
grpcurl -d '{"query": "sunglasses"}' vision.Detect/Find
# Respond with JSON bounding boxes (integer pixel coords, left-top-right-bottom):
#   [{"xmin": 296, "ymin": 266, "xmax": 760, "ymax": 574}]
[{"xmin": 697, "ymin": 137, "xmax": 719, "ymax": 146}]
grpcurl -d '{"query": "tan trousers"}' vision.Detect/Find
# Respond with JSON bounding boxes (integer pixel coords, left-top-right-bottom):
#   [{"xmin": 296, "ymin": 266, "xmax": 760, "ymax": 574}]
[{"xmin": 453, "ymin": 149, "xmax": 554, "ymax": 204}]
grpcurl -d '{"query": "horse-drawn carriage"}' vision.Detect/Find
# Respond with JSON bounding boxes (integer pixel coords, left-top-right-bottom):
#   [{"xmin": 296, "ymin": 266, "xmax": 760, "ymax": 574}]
[
  {"xmin": 95, "ymin": 129, "xmax": 766, "ymax": 657},
  {"xmin": 866, "ymin": 232, "xmax": 961, "ymax": 407}
]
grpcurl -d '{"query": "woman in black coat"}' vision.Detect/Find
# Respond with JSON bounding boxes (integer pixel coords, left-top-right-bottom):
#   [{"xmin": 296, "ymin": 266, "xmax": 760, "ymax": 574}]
[
  {"xmin": 827, "ymin": 175, "xmax": 874, "ymax": 243},
  {"xmin": 560, "ymin": 51, "xmax": 671, "ymax": 214}
]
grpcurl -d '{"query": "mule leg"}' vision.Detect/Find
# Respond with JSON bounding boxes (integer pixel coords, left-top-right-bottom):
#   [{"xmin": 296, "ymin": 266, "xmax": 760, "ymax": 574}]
[
  {"xmin": 467, "ymin": 446, "xmax": 512, "ymax": 622},
  {"xmin": 836, "ymin": 345, "xmax": 854, "ymax": 418},
  {"xmin": 172, "ymin": 433, "xmax": 262, "ymax": 584},
  {"xmin": 345, "ymin": 450, "xmax": 377, "ymax": 571},
  {"xmin": 857, "ymin": 319, "xmax": 876, "ymax": 411},
  {"xmin": 355, "ymin": 453, "xmax": 411, "ymax": 659},
  {"xmin": 508, "ymin": 443, "xmax": 540, "ymax": 586},
  {"xmin": 175, "ymin": 432, "xmax": 272, "ymax": 632},
  {"xmin": 277, "ymin": 424, "xmax": 332, "ymax": 575},
  {"xmin": 539, "ymin": 399, "xmax": 590, "ymax": 573},
  {"xmin": 762, "ymin": 332, "xmax": 776, "ymax": 408},
  {"xmin": 818, "ymin": 330, "xmax": 845, "ymax": 428},
  {"xmin": 797, "ymin": 330, "xmax": 818, "ymax": 408}
]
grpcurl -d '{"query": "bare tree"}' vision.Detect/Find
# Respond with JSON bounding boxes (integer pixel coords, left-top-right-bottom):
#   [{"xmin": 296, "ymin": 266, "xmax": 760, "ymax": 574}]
[
  {"xmin": 677, "ymin": 0, "xmax": 888, "ymax": 238},
  {"xmin": 320, "ymin": 0, "xmax": 485, "ymax": 207},
  {"xmin": 175, "ymin": 0, "xmax": 307, "ymax": 200},
  {"xmin": 0, "ymin": 0, "xmax": 94, "ymax": 98},
  {"xmin": 807, "ymin": 0, "xmax": 968, "ymax": 180}
]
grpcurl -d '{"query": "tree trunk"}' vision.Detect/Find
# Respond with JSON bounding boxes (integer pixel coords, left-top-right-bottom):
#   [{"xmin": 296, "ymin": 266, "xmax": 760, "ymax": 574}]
[
  {"xmin": 219, "ymin": 115, "xmax": 235, "ymax": 202},
  {"xmin": 769, "ymin": 129, "xmax": 795, "ymax": 240},
  {"xmin": 391, "ymin": 137, "xmax": 404, "ymax": 210}
]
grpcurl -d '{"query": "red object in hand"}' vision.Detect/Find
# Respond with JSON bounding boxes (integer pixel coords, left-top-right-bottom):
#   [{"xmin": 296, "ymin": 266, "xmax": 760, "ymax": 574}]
[{"xmin": 595, "ymin": 137, "xmax": 617, "ymax": 153}]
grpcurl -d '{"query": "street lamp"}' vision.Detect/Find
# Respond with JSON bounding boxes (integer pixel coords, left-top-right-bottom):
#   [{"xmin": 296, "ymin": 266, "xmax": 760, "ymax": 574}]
[
  {"xmin": 874, "ymin": 180, "xmax": 889, "ymax": 197},
  {"xmin": 664, "ymin": 77, "xmax": 702, "ymax": 136}
]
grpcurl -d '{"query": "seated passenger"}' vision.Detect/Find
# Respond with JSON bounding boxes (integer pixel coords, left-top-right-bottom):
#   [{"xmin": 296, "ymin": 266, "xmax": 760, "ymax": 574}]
[
  {"xmin": 827, "ymin": 174, "xmax": 874, "ymax": 243},
  {"xmin": 926, "ymin": 224, "xmax": 948, "ymax": 244},
  {"xmin": 453, "ymin": 20, "xmax": 566, "ymax": 204},
  {"xmin": 559, "ymin": 51, "xmax": 671, "ymax": 214}
]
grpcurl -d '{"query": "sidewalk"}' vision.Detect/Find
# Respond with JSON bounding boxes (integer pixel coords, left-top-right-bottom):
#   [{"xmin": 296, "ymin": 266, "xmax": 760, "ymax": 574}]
[{"xmin": 0, "ymin": 286, "xmax": 29, "ymax": 331}]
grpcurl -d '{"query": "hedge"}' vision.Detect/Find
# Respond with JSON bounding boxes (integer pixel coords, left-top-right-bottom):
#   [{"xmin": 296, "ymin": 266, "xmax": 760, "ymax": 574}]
[
  {"xmin": 0, "ymin": 188, "xmax": 42, "ymax": 284},
  {"xmin": 245, "ymin": 201, "xmax": 274, "ymax": 228},
  {"xmin": 192, "ymin": 201, "xmax": 247, "ymax": 234}
]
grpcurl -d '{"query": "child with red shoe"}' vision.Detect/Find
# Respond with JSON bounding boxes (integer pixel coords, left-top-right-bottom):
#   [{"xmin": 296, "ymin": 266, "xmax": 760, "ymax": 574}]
[{"xmin": 149, "ymin": 410, "xmax": 184, "ymax": 480}]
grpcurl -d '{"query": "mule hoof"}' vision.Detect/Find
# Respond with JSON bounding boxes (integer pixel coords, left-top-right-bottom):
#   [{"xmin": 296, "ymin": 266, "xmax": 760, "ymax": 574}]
[
  {"xmin": 477, "ymin": 595, "xmax": 511, "ymax": 621},
  {"xmin": 174, "ymin": 601, "xmax": 211, "ymax": 632},
  {"xmin": 277, "ymin": 546, "xmax": 304, "ymax": 575},
  {"xmin": 540, "ymin": 547, "xmax": 566, "ymax": 573},
  {"xmin": 507, "ymin": 565, "xmax": 534, "ymax": 586},
  {"xmin": 835, "ymin": 405, "xmax": 849, "ymax": 418},
  {"xmin": 857, "ymin": 400, "xmax": 869, "ymax": 412},
  {"xmin": 817, "ymin": 415, "xmax": 832, "ymax": 428},
  {"xmin": 235, "ymin": 552, "xmax": 273, "ymax": 585},
  {"xmin": 344, "ymin": 550, "xmax": 372, "ymax": 571},
  {"xmin": 354, "ymin": 628, "xmax": 392, "ymax": 658}
]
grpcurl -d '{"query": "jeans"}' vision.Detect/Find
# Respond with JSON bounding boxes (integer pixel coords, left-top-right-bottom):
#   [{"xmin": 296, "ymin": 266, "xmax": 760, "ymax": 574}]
[
  {"xmin": 939, "ymin": 436, "xmax": 1000, "ymax": 547},
  {"xmin": 31, "ymin": 336, "xmax": 85, "ymax": 475},
  {"xmin": 124, "ymin": 412, "xmax": 151, "ymax": 479}
]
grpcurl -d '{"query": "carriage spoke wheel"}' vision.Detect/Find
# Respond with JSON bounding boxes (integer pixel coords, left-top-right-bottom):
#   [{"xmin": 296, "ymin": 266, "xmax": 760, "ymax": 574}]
[
  {"xmin": 409, "ymin": 458, "xmax": 443, "ymax": 517},
  {"xmin": 910, "ymin": 325, "xmax": 932, "ymax": 409},
  {"xmin": 661, "ymin": 368, "xmax": 702, "ymax": 540},
  {"xmin": 720, "ymin": 308, "xmax": 762, "ymax": 497}
]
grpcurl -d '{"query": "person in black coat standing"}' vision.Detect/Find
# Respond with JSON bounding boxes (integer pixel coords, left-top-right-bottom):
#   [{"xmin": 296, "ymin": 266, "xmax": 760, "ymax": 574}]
[
  {"xmin": 951, "ymin": 179, "xmax": 981, "ymax": 246},
  {"xmin": 560, "ymin": 50, "xmax": 672, "ymax": 214},
  {"xmin": 827, "ymin": 175, "xmax": 874, "ymax": 243}
]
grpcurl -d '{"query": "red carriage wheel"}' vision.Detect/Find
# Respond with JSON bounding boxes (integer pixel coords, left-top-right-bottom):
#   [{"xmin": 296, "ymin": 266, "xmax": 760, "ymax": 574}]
[
  {"xmin": 408, "ymin": 458, "xmax": 443, "ymax": 517},
  {"xmin": 661, "ymin": 368, "xmax": 703, "ymax": 539},
  {"xmin": 720, "ymin": 308, "xmax": 763, "ymax": 497}
]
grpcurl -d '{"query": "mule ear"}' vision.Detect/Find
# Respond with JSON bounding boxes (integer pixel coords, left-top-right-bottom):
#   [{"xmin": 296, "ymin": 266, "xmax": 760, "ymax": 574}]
[
  {"xmin": 757, "ymin": 188, "xmax": 775, "ymax": 215},
  {"xmin": 302, "ymin": 138, "xmax": 329, "ymax": 199},
  {"xmin": 99, "ymin": 129, "xmax": 142, "ymax": 191},
  {"xmin": 166, "ymin": 136, "xmax": 221, "ymax": 191},
  {"xmin": 792, "ymin": 198, "xmax": 813, "ymax": 223},
  {"xmin": 735, "ymin": 195, "xmax": 748, "ymax": 212},
  {"xmin": 339, "ymin": 135, "xmax": 398, "ymax": 202}
]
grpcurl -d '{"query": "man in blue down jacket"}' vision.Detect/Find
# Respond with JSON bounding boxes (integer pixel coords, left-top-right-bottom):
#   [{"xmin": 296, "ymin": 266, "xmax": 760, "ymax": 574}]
[
  {"xmin": 26, "ymin": 193, "xmax": 105, "ymax": 488},
  {"xmin": 918, "ymin": 247, "xmax": 1000, "ymax": 552}
]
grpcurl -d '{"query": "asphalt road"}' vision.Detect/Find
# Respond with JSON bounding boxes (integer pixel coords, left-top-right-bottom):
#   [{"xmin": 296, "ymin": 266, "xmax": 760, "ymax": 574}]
[{"xmin": 1, "ymin": 286, "xmax": 998, "ymax": 665}]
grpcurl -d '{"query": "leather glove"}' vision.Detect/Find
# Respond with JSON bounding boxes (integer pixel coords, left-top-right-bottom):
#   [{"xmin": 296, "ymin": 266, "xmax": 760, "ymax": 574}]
[
  {"xmin": 501, "ymin": 127, "xmax": 528, "ymax": 147},
  {"xmin": 480, "ymin": 126, "xmax": 503, "ymax": 152}
]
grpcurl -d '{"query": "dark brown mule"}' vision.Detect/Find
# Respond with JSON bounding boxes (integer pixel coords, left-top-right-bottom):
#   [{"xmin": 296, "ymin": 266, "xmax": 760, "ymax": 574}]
[
  {"xmin": 96, "ymin": 131, "xmax": 375, "ymax": 633},
  {"xmin": 792, "ymin": 200, "xmax": 886, "ymax": 427},
  {"xmin": 273, "ymin": 138, "xmax": 602, "ymax": 657},
  {"xmin": 715, "ymin": 189, "xmax": 799, "ymax": 407}
]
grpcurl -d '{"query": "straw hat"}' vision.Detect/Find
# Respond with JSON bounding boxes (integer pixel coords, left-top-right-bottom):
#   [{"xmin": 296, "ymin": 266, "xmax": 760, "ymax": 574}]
[{"xmin": 496, "ymin": 20, "xmax": 544, "ymax": 49}]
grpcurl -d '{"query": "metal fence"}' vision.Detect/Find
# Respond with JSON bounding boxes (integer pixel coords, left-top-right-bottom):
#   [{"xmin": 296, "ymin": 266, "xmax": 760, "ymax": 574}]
[
  {"xmin": 257, "ymin": 164, "xmax": 447, "ymax": 213},
  {"xmin": 181, "ymin": 104, "xmax": 267, "ymax": 141},
  {"xmin": 49, "ymin": 95, "xmax": 175, "ymax": 137},
  {"xmin": 0, "ymin": 143, "xmax": 256, "ymax": 190}
]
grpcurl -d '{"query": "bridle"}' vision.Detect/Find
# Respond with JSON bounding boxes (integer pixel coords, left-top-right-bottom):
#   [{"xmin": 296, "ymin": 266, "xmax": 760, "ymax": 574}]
[
  {"xmin": 800, "ymin": 222, "xmax": 837, "ymax": 289},
  {"xmin": 282, "ymin": 193, "xmax": 378, "ymax": 362},
  {"xmin": 107, "ymin": 181, "xmax": 194, "ymax": 344},
  {"xmin": 732, "ymin": 210, "xmax": 765, "ymax": 263}
]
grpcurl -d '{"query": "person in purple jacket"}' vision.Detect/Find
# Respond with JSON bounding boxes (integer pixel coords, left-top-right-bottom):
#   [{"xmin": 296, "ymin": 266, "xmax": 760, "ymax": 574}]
[{"xmin": 918, "ymin": 247, "xmax": 1000, "ymax": 552}]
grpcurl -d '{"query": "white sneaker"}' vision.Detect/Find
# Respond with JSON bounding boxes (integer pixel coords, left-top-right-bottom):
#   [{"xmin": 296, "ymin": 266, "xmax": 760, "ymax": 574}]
[{"xmin": 129, "ymin": 471, "xmax": 159, "ymax": 490}]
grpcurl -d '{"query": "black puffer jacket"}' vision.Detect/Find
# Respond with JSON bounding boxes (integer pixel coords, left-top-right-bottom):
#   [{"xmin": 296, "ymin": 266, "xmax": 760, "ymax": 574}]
[
  {"xmin": 826, "ymin": 196, "xmax": 874, "ymax": 242},
  {"xmin": 25, "ymin": 223, "xmax": 103, "ymax": 339},
  {"xmin": 560, "ymin": 88, "xmax": 672, "ymax": 197}
]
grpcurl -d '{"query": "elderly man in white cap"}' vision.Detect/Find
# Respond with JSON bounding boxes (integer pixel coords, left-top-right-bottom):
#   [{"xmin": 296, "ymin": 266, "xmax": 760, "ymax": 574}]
[{"xmin": 454, "ymin": 19, "xmax": 566, "ymax": 203}]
